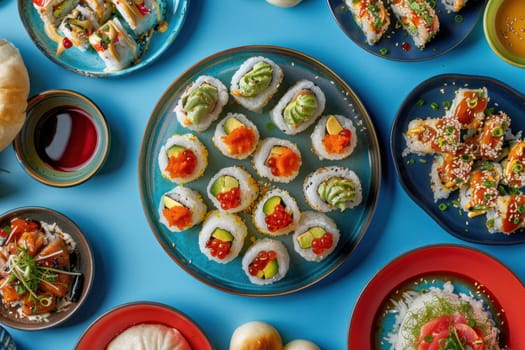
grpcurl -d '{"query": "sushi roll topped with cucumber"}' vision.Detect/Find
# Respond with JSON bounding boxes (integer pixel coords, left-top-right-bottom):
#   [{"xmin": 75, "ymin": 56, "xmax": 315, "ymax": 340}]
[
  {"xmin": 253, "ymin": 188, "xmax": 300, "ymax": 236},
  {"xmin": 253, "ymin": 137, "xmax": 302, "ymax": 183},
  {"xmin": 311, "ymin": 114, "xmax": 358, "ymax": 160},
  {"xmin": 175, "ymin": 75, "xmax": 229, "ymax": 132},
  {"xmin": 271, "ymin": 79, "xmax": 326, "ymax": 135},
  {"xmin": 207, "ymin": 166, "xmax": 258, "ymax": 213},
  {"xmin": 213, "ymin": 113, "xmax": 260, "ymax": 160},
  {"xmin": 158, "ymin": 187, "xmax": 207, "ymax": 232},
  {"xmin": 242, "ymin": 238, "xmax": 290, "ymax": 285},
  {"xmin": 230, "ymin": 56, "xmax": 284, "ymax": 112}
]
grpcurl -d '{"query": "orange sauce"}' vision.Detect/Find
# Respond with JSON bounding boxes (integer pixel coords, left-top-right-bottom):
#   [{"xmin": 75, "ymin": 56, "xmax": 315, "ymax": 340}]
[{"xmin": 496, "ymin": 0, "xmax": 525, "ymax": 57}]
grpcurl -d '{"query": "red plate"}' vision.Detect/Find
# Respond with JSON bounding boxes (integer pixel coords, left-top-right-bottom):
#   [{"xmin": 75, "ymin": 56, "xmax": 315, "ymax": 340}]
[
  {"xmin": 348, "ymin": 245, "xmax": 525, "ymax": 349},
  {"xmin": 75, "ymin": 302, "xmax": 212, "ymax": 349}
]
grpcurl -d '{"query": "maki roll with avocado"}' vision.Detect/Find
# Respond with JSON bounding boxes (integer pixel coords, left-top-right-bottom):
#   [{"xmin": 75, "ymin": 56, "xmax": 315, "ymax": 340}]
[
  {"xmin": 158, "ymin": 133, "xmax": 208, "ymax": 185},
  {"xmin": 207, "ymin": 166, "xmax": 258, "ymax": 213},
  {"xmin": 304, "ymin": 166, "xmax": 362, "ymax": 212},
  {"xmin": 292, "ymin": 211, "xmax": 340, "ymax": 262},
  {"xmin": 311, "ymin": 114, "xmax": 358, "ymax": 160},
  {"xmin": 175, "ymin": 75, "xmax": 229, "ymax": 132},
  {"xmin": 213, "ymin": 113, "xmax": 260, "ymax": 160},
  {"xmin": 59, "ymin": 5, "xmax": 100, "ymax": 51},
  {"xmin": 390, "ymin": 0, "xmax": 439, "ymax": 49},
  {"xmin": 159, "ymin": 187, "xmax": 207, "ymax": 232},
  {"xmin": 110, "ymin": 0, "xmax": 165, "ymax": 35},
  {"xmin": 230, "ymin": 56, "xmax": 284, "ymax": 112},
  {"xmin": 34, "ymin": 0, "xmax": 80, "ymax": 27},
  {"xmin": 242, "ymin": 238, "xmax": 289, "ymax": 285},
  {"xmin": 198, "ymin": 210, "xmax": 247, "ymax": 263},
  {"xmin": 270, "ymin": 79, "xmax": 325, "ymax": 135},
  {"xmin": 252, "ymin": 137, "xmax": 302, "ymax": 183},
  {"xmin": 253, "ymin": 188, "xmax": 300, "ymax": 236},
  {"xmin": 345, "ymin": 0, "xmax": 390, "ymax": 45}
]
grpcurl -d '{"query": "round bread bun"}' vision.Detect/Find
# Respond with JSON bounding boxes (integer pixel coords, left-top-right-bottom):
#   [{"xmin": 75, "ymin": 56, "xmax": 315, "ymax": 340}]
[
  {"xmin": 265, "ymin": 0, "xmax": 303, "ymax": 7},
  {"xmin": 0, "ymin": 39, "xmax": 30, "ymax": 152},
  {"xmin": 284, "ymin": 339, "xmax": 320, "ymax": 350},
  {"xmin": 106, "ymin": 323, "xmax": 191, "ymax": 350},
  {"xmin": 229, "ymin": 321, "xmax": 283, "ymax": 350}
]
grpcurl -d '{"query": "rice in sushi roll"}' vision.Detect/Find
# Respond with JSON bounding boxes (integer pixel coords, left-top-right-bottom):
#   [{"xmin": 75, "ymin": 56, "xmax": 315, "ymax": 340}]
[
  {"xmin": 213, "ymin": 113, "xmax": 260, "ymax": 160},
  {"xmin": 158, "ymin": 133, "xmax": 208, "ymax": 185},
  {"xmin": 252, "ymin": 137, "xmax": 302, "ymax": 183},
  {"xmin": 270, "ymin": 79, "xmax": 326, "ymax": 135},
  {"xmin": 303, "ymin": 166, "xmax": 362, "ymax": 212},
  {"xmin": 292, "ymin": 211, "xmax": 340, "ymax": 262},
  {"xmin": 110, "ymin": 0, "xmax": 165, "ymax": 35},
  {"xmin": 174, "ymin": 75, "xmax": 229, "ymax": 132},
  {"xmin": 253, "ymin": 188, "xmax": 300, "ymax": 236},
  {"xmin": 486, "ymin": 194, "xmax": 525, "ymax": 234},
  {"xmin": 207, "ymin": 166, "xmax": 258, "ymax": 213},
  {"xmin": 159, "ymin": 186, "xmax": 207, "ymax": 232},
  {"xmin": 476, "ymin": 111, "xmax": 510, "ymax": 161},
  {"xmin": 446, "ymin": 87, "xmax": 488, "ymax": 130},
  {"xmin": 311, "ymin": 114, "xmax": 357, "ymax": 160},
  {"xmin": 59, "ymin": 5, "xmax": 100, "ymax": 51},
  {"xmin": 230, "ymin": 56, "xmax": 284, "ymax": 112},
  {"xmin": 88, "ymin": 17, "xmax": 138, "ymax": 72},
  {"xmin": 404, "ymin": 116, "xmax": 461, "ymax": 155},
  {"xmin": 345, "ymin": 0, "xmax": 390, "ymax": 45},
  {"xmin": 458, "ymin": 162, "xmax": 502, "ymax": 218},
  {"xmin": 198, "ymin": 210, "xmax": 247, "ymax": 263},
  {"xmin": 442, "ymin": 0, "xmax": 468, "ymax": 12},
  {"xmin": 34, "ymin": 0, "xmax": 80, "ymax": 27},
  {"xmin": 502, "ymin": 140, "xmax": 525, "ymax": 189},
  {"xmin": 83, "ymin": 0, "xmax": 113, "ymax": 24},
  {"xmin": 390, "ymin": 0, "xmax": 439, "ymax": 49},
  {"xmin": 242, "ymin": 238, "xmax": 289, "ymax": 285}
]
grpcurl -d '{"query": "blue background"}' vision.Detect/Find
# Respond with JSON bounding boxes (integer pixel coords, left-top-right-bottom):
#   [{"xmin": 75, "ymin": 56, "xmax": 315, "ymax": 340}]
[{"xmin": 0, "ymin": 0, "xmax": 524, "ymax": 349}]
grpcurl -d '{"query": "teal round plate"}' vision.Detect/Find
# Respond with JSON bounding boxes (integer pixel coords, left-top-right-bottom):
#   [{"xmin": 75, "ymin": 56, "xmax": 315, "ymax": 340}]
[
  {"xmin": 138, "ymin": 45, "xmax": 381, "ymax": 296},
  {"xmin": 18, "ymin": 0, "xmax": 188, "ymax": 77}
]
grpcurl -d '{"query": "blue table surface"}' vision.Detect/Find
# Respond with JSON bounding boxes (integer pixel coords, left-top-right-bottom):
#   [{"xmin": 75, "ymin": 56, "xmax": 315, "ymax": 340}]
[{"xmin": 1, "ymin": 0, "xmax": 524, "ymax": 349}]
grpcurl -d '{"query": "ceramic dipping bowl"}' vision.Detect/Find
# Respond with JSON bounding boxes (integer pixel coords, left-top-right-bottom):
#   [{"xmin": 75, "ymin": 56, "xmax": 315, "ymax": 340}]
[
  {"xmin": 484, "ymin": 0, "xmax": 525, "ymax": 68},
  {"xmin": 13, "ymin": 89, "xmax": 110, "ymax": 187}
]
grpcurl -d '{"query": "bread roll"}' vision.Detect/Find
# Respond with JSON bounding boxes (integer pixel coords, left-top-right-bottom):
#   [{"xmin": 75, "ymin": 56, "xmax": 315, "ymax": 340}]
[
  {"xmin": 284, "ymin": 339, "xmax": 320, "ymax": 350},
  {"xmin": 106, "ymin": 323, "xmax": 192, "ymax": 350},
  {"xmin": 229, "ymin": 321, "xmax": 283, "ymax": 350},
  {"xmin": 0, "ymin": 39, "xmax": 30, "ymax": 152}
]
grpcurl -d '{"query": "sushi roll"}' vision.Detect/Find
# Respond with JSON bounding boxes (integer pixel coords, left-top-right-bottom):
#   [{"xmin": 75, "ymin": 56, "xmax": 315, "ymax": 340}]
[
  {"xmin": 58, "ymin": 5, "xmax": 100, "ymax": 51},
  {"xmin": 253, "ymin": 188, "xmax": 300, "ymax": 236},
  {"xmin": 34, "ymin": 0, "xmax": 80, "ymax": 27},
  {"xmin": 242, "ymin": 238, "xmax": 290, "ymax": 285},
  {"xmin": 459, "ymin": 162, "xmax": 502, "ymax": 218},
  {"xmin": 486, "ymin": 194, "xmax": 525, "ymax": 234},
  {"xmin": 303, "ymin": 166, "xmax": 362, "ymax": 212},
  {"xmin": 83, "ymin": 0, "xmax": 113, "ymax": 24},
  {"xmin": 174, "ymin": 75, "xmax": 229, "ymax": 132},
  {"xmin": 502, "ymin": 140, "xmax": 525, "ymax": 189},
  {"xmin": 207, "ymin": 166, "xmax": 258, "ymax": 213},
  {"xmin": 158, "ymin": 186, "xmax": 207, "ymax": 232},
  {"xmin": 345, "ymin": 0, "xmax": 390, "ymax": 45},
  {"xmin": 230, "ymin": 56, "xmax": 284, "ymax": 112},
  {"xmin": 404, "ymin": 116, "xmax": 461, "ymax": 155},
  {"xmin": 158, "ymin": 133, "xmax": 208, "ymax": 185},
  {"xmin": 311, "ymin": 114, "xmax": 358, "ymax": 160},
  {"xmin": 252, "ymin": 137, "xmax": 302, "ymax": 183},
  {"xmin": 446, "ymin": 87, "xmax": 489, "ymax": 129},
  {"xmin": 110, "ymin": 0, "xmax": 165, "ymax": 35},
  {"xmin": 442, "ymin": 0, "xmax": 468, "ymax": 12},
  {"xmin": 198, "ymin": 210, "xmax": 247, "ymax": 263},
  {"xmin": 472, "ymin": 111, "xmax": 510, "ymax": 161},
  {"xmin": 88, "ymin": 17, "xmax": 138, "ymax": 72},
  {"xmin": 390, "ymin": 0, "xmax": 439, "ymax": 49},
  {"xmin": 292, "ymin": 211, "xmax": 340, "ymax": 262},
  {"xmin": 270, "ymin": 79, "xmax": 326, "ymax": 135},
  {"xmin": 213, "ymin": 113, "xmax": 260, "ymax": 160}
]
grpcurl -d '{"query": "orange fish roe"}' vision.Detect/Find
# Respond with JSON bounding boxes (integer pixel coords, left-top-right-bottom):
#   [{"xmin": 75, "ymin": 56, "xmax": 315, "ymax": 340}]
[
  {"xmin": 266, "ymin": 148, "xmax": 301, "ymax": 177},
  {"xmin": 162, "ymin": 206, "xmax": 192, "ymax": 230},
  {"xmin": 322, "ymin": 129, "xmax": 352, "ymax": 154},
  {"xmin": 165, "ymin": 149, "xmax": 197, "ymax": 178},
  {"xmin": 221, "ymin": 126, "xmax": 256, "ymax": 155}
]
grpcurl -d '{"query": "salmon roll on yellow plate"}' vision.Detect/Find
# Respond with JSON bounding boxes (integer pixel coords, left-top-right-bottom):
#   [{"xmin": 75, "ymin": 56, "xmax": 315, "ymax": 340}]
[
  {"xmin": 311, "ymin": 114, "xmax": 358, "ymax": 160},
  {"xmin": 252, "ymin": 137, "xmax": 302, "ymax": 183},
  {"xmin": 345, "ymin": 0, "xmax": 390, "ymax": 45},
  {"xmin": 213, "ymin": 113, "xmax": 260, "ymax": 160},
  {"xmin": 158, "ymin": 186, "xmax": 207, "ymax": 232}
]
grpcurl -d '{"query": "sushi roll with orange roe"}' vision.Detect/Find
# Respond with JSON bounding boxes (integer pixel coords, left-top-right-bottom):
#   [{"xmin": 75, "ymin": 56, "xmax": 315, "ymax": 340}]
[
  {"xmin": 311, "ymin": 114, "xmax": 357, "ymax": 160},
  {"xmin": 159, "ymin": 186, "xmax": 207, "ymax": 232},
  {"xmin": 213, "ymin": 113, "xmax": 259, "ymax": 160},
  {"xmin": 252, "ymin": 137, "xmax": 302, "ymax": 183}
]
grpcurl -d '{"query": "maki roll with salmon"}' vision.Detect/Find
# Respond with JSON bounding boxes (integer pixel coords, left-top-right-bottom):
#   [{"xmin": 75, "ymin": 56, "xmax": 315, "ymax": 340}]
[
  {"xmin": 311, "ymin": 114, "xmax": 357, "ymax": 160},
  {"xmin": 206, "ymin": 166, "xmax": 258, "ymax": 213},
  {"xmin": 198, "ymin": 211, "xmax": 247, "ymax": 263},
  {"xmin": 303, "ymin": 166, "xmax": 362, "ymax": 212},
  {"xmin": 230, "ymin": 56, "xmax": 284, "ymax": 112},
  {"xmin": 34, "ymin": 0, "xmax": 79, "ymax": 27},
  {"xmin": 459, "ymin": 162, "xmax": 502, "ymax": 218},
  {"xmin": 486, "ymin": 194, "xmax": 525, "ymax": 234},
  {"xmin": 292, "ymin": 211, "xmax": 340, "ymax": 262},
  {"xmin": 174, "ymin": 75, "xmax": 229, "ymax": 132},
  {"xmin": 242, "ymin": 238, "xmax": 289, "ymax": 285},
  {"xmin": 404, "ymin": 116, "xmax": 461, "ymax": 155},
  {"xmin": 464, "ymin": 111, "xmax": 510, "ymax": 161},
  {"xmin": 502, "ymin": 140, "xmax": 525, "ymax": 189},
  {"xmin": 158, "ymin": 133, "xmax": 208, "ymax": 185},
  {"xmin": 253, "ymin": 188, "xmax": 300, "ymax": 236},
  {"xmin": 252, "ymin": 137, "xmax": 302, "ymax": 183},
  {"xmin": 159, "ymin": 187, "xmax": 207, "ymax": 232},
  {"xmin": 390, "ymin": 0, "xmax": 439, "ymax": 49},
  {"xmin": 88, "ymin": 17, "xmax": 138, "ymax": 71},
  {"xmin": 110, "ymin": 0, "xmax": 165, "ymax": 35},
  {"xmin": 58, "ymin": 5, "xmax": 100, "ymax": 51},
  {"xmin": 345, "ymin": 0, "xmax": 390, "ymax": 45},
  {"xmin": 213, "ymin": 113, "xmax": 260, "ymax": 160},
  {"xmin": 270, "ymin": 79, "xmax": 326, "ymax": 135},
  {"xmin": 442, "ymin": 0, "xmax": 469, "ymax": 12},
  {"xmin": 83, "ymin": 0, "xmax": 113, "ymax": 24},
  {"xmin": 446, "ymin": 87, "xmax": 489, "ymax": 129}
]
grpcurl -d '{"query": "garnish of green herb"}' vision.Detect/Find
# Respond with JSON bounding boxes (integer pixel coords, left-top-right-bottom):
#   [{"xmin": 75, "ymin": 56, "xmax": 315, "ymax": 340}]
[
  {"xmin": 416, "ymin": 98, "xmax": 425, "ymax": 106},
  {"xmin": 439, "ymin": 203, "xmax": 448, "ymax": 211},
  {"xmin": 379, "ymin": 47, "xmax": 388, "ymax": 55},
  {"xmin": 430, "ymin": 102, "xmax": 439, "ymax": 110},
  {"xmin": 265, "ymin": 122, "xmax": 276, "ymax": 131},
  {"xmin": 485, "ymin": 107, "xmax": 494, "ymax": 115},
  {"xmin": 454, "ymin": 14, "xmax": 464, "ymax": 23},
  {"xmin": 442, "ymin": 101, "xmax": 451, "ymax": 109},
  {"xmin": 419, "ymin": 158, "xmax": 427, "ymax": 164}
]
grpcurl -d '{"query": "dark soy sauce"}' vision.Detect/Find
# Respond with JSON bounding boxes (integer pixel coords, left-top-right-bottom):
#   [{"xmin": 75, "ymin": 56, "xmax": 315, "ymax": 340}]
[{"xmin": 34, "ymin": 106, "xmax": 98, "ymax": 172}]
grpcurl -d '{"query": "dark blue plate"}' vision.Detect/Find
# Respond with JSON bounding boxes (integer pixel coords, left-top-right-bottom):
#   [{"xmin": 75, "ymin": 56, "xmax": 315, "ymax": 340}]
[
  {"xmin": 139, "ymin": 45, "xmax": 381, "ymax": 296},
  {"xmin": 391, "ymin": 74, "xmax": 525, "ymax": 244},
  {"xmin": 327, "ymin": 0, "xmax": 486, "ymax": 61}
]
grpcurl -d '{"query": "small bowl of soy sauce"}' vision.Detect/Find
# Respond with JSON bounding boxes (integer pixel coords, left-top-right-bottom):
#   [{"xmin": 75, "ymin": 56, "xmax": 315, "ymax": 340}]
[{"xmin": 13, "ymin": 89, "xmax": 110, "ymax": 187}]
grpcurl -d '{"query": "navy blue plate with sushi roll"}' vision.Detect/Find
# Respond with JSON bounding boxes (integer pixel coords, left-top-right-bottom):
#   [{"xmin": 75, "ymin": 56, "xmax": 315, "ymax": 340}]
[
  {"xmin": 18, "ymin": 0, "xmax": 188, "ymax": 77},
  {"xmin": 138, "ymin": 45, "xmax": 381, "ymax": 296},
  {"xmin": 328, "ymin": 0, "xmax": 486, "ymax": 61},
  {"xmin": 391, "ymin": 74, "xmax": 525, "ymax": 244}
]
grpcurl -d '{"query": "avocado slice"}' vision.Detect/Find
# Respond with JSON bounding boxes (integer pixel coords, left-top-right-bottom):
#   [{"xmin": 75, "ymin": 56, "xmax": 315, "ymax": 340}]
[
  {"xmin": 262, "ymin": 259, "xmax": 278, "ymax": 279},
  {"xmin": 263, "ymin": 196, "xmax": 282, "ymax": 215},
  {"xmin": 326, "ymin": 115, "xmax": 343, "ymax": 135},
  {"xmin": 210, "ymin": 175, "xmax": 239, "ymax": 196},
  {"xmin": 167, "ymin": 145, "xmax": 185, "ymax": 158},
  {"xmin": 53, "ymin": 0, "xmax": 73, "ymax": 19},
  {"xmin": 297, "ymin": 226, "xmax": 326, "ymax": 249},
  {"xmin": 163, "ymin": 195, "xmax": 183, "ymax": 209},
  {"xmin": 223, "ymin": 117, "xmax": 243, "ymax": 134},
  {"xmin": 211, "ymin": 228, "xmax": 233, "ymax": 242}
]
